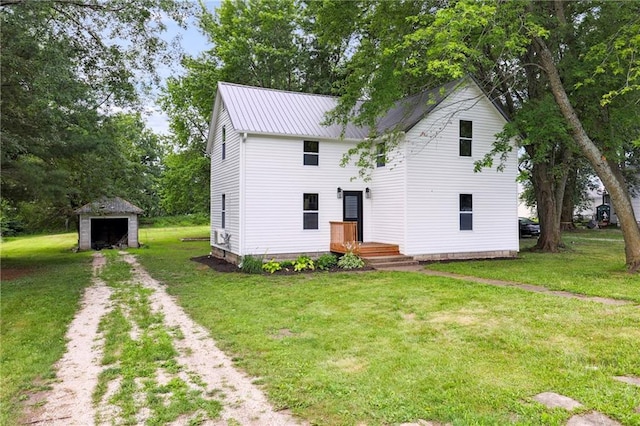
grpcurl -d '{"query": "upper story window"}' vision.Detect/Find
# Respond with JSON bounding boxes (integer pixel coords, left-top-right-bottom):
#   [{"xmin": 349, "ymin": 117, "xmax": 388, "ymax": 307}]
[
  {"xmin": 459, "ymin": 194, "xmax": 473, "ymax": 231},
  {"xmin": 376, "ymin": 143, "xmax": 386, "ymax": 168},
  {"xmin": 303, "ymin": 193, "xmax": 319, "ymax": 229},
  {"xmin": 459, "ymin": 120, "xmax": 472, "ymax": 157},
  {"xmin": 222, "ymin": 125, "xmax": 226, "ymax": 160},
  {"xmin": 303, "ymin": 140, "xmax": 319, "ymax": 166}
]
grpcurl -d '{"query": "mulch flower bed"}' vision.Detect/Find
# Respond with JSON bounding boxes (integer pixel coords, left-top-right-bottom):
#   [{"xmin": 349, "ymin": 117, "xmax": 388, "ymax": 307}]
[{"xmin": 191, "ymin": 255, "xmax": 373, "ymax": 275}]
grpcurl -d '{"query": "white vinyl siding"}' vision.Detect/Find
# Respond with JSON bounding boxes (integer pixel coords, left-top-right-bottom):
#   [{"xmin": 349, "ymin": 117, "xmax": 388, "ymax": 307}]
[
  {"xmin": 369, "ymin": 139, "xmax": 407, "ymax": 252},
  {"xmin": 208, "ymin": 78, "xmax": 518, "ymax": 260},
  {"xmin": 210, "ymin": 107, "xmax": 240, "ymax": 252},
  {"xmin": 402, "ymin": 83, "xmax": 518, "ymax": 256},
  {"xmin": 243, "ymin": 135, "xmax": 367, "ymax": 255}
]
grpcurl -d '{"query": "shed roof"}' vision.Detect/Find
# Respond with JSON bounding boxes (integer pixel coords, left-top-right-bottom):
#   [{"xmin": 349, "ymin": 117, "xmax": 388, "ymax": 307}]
[
  {"xmin": 75, "ymin": 197, "xmax": 144, "ymax": 215},
  {"xmin": 207, "ymin": 78, "xmax": 475, "ymax": 153}
]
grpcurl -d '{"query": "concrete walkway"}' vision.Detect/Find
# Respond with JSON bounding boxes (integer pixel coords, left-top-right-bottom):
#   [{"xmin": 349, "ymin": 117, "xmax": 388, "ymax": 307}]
[{"xmin": 374, "ymin": 264, "xmax": 636, "ymax": 306}]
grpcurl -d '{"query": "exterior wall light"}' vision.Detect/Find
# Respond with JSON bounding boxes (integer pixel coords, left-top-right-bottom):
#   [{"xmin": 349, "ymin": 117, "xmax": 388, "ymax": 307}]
[
  {"xmin": 365, "ymin": 187, "xmax": 371, "ymax": 199},
  {"xmin": 337, "ymin": 187, "xmax": 342, "ymax": 199}
]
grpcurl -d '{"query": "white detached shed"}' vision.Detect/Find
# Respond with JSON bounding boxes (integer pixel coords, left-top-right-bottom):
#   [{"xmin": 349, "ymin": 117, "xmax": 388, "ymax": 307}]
[
  {"xmin": 206, "ymin": 77, "xmax": 519, "ymax": 264},
  {"xmin": 76, "ymin": 197, "xmax": 143, "ymax": 250}
]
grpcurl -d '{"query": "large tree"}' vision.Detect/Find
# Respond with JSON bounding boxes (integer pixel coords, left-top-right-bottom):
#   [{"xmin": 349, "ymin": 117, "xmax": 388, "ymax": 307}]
[
  {"xmin": 320, "ymin": 0, "xmax": 640, "ymax": 272},
  {"xmin": 531, "ymin": 1, "xmax": 640, "ymax": 271},
  {"xmin": 1, "ymin": 0, "xmax": 190, "ymax": 229}
]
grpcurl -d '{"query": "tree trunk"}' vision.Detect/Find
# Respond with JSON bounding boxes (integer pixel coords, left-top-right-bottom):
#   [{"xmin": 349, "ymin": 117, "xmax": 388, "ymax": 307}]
[
  {"xmin": 524, "ymin": 141, "xmax": 564, "ymax": 251},
  {"xmin": 530, "ymin": 160, "xmax": 563, "ymax": 251},
  {"xmin": 534, "ymin": 36, "xmax": 640, "ymax": 272}
]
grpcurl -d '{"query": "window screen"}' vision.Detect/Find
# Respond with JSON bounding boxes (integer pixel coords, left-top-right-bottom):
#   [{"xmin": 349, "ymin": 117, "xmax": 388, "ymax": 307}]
[
  {"xmin": 459, "ymin": 120, "xmax": 472, "ymax": 157},
  {"xmin": 303, "ymin": 141, "xmax": 319, "ymax": 166},
  {"xmin": 459, "ymin": 194, "xmax": 473, "ymax": 230},
  {"xmin": 303, "ymin": 193, "xmax": 319, "ymax": 229}
]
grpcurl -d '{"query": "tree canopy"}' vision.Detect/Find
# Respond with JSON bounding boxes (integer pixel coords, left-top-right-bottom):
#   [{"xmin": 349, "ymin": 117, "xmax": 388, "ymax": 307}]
[
  {"xmin": 1, "ymin": 0, "xmax": 190, "ymax": 230},
  {"xmin": 2, "ymin": 0, "xmax": 639, "ymax": 272},
  {"xmin": 312, "ymin": 0, "xmax": 640, "ymax": 271}
]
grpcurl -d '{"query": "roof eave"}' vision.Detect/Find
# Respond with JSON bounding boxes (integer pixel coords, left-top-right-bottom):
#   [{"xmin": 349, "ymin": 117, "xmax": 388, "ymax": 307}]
[
  {"xmin": 230, "ymin": 129, "xmax": 367, "ymax": 143},
  {"xmin": 205, "ymin": 90, "xmax": 223, "ymax": 155}
]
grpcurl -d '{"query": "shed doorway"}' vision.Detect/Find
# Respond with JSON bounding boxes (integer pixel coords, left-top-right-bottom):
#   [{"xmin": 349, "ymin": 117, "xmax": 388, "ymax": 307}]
[{"xmin": 91, "ymin": 218, "xmax": 128, "ymax": 250}]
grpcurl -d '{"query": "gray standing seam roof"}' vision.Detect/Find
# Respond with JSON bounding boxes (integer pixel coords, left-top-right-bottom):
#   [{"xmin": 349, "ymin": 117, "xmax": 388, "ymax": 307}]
[
  {"xmin": 216, "ymin": 79, "xmax": 465, "ymax": 141},
  {"xmin": 218, "ymin": 83, "xmax": 370, "ymax": 139}
]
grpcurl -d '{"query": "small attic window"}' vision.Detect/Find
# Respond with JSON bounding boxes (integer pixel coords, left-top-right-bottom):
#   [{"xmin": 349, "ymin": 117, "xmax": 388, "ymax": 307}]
[{"xmin": 222, "ymin": 126, "xmax": 226, "ymax": 160}]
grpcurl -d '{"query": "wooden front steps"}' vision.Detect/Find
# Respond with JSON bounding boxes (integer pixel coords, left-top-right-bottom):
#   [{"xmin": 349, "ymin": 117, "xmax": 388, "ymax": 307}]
[
  {"xmin": 358, "ymin": 242, "xmax": 401, "ymax": 257},
  {"xmin": 362, "ymin": 254, "xmax": 419, "ymax": 269}
]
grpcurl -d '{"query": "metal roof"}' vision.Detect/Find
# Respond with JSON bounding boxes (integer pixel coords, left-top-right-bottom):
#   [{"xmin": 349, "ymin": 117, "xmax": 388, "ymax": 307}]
[
  {"xmin": 217, "ymin": 82, "xmax": 370, "ymax": 140},
  {"xmin": 75, "ymin": 197, "xmax": 144, "ymax": 215},
  {"xmin": 375, "ymin": 79, "xmax": 462, "ymax": 133},
  {"xmin": 207, "ymin": 78, "xmax": 481, "ymax": 152}
]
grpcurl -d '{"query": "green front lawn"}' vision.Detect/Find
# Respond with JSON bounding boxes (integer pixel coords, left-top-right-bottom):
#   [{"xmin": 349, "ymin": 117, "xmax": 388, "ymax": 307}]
[
  {"xmin": 0, "ymin": 232, "xmax": 92, "ymax": 426},
  {"xmin": 2, "ymin": 226, "xmax": 639, "ymax": 425},
  {"xmin": 428, "ymin": 228, "xmax": 639, "ymax": 303},
  {"xmin": 132, "ymin": 228, "xmax": 640, "ymax": 425}
]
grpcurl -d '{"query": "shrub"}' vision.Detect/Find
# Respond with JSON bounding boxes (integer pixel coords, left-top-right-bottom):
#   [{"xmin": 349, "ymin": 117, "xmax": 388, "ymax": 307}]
[
  {"xmin": 316, "ymin": 253, "xmax": 337, "ymax": 271},
  {"xmin": 262, "ymin": 259, "xmax": 282, "ymax": 274},
  {"xmin": 280, "ymin": 260, "xmax": 294, "ymax": 271},
  {"xmin": 338, "ymin": 252, "xmax": 365, "ymax": 269},
  {"xmin": 294, "ymin": 255, "xmax": 315, "ymax": 272},
  {"xmin": 0, "ymin": 218, "xmax": 24, "ymax": 237},
  {"xmin": 240, "ymin": 255, "xmax": 264, "ymax": 274}
]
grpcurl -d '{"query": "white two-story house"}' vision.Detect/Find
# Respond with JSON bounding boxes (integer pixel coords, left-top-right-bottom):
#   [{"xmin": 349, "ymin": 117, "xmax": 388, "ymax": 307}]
[{"xmin": 206, "ymin": 77, "xmax": 519, "ymax": 264}]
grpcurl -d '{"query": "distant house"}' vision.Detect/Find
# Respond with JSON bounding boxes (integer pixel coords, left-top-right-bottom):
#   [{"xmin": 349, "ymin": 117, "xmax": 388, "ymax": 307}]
[
  {"xmin": 577, "ymin": 177, "xmax": 640, "ymax": 225},
  {"xmin": 76, "ymin": 197, "xmax": 143, "ymax": 250},
  {"xmin": 205, "ymin": 77, "xmax": 519, "ymax": 264}
]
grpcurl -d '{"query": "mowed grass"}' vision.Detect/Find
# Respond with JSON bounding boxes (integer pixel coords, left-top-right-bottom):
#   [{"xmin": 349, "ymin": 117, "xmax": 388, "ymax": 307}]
[
  {"xmin": 0, "ymin": 226, "xmax": 208, "ymax": 425},
  {"xmin": 2, "ymin": 226, "xmax": 639, "ymax": 425},
  {"xmin": 427, "ymin": 228, "xmax": 640, "ymax": 303},
  {"xmin": 131, "ymin": 229, "xmax": 640, "ymax": 425},
  {"xmin": 0, "ymin": 232, "xmax": 92, "ymax": 426}
]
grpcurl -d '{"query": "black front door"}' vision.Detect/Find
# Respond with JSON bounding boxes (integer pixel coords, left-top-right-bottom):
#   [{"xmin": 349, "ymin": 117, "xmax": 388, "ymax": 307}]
[{"xmin": 343, "ymin": 191, "xmax": 363, "ymax": 242}]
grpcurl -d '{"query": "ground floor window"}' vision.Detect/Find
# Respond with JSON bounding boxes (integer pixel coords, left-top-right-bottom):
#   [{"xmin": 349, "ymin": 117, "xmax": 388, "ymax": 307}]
[
  {"xmin": 221, "ymin": 194, "xmax": 226, "ymax": 228},
  {"xmin": 460, "ymin": 194, "xmax": 473, "ymax": 230},
  {"xmin": 303, "ymin": 193, "xmax": 319, "ymax": 229}
]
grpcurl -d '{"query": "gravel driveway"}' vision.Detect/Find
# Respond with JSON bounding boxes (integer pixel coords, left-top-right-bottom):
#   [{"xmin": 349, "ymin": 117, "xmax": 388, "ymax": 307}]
[{"xmin": 24, "ymin": 252, "xmax": 303, "ymax": 426}]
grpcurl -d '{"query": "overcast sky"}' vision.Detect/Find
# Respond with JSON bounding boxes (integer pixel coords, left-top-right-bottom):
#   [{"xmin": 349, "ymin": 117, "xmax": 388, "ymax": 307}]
[{"xmin": 145, "ymin": 1, "xmax": 220, "ymax": 135}]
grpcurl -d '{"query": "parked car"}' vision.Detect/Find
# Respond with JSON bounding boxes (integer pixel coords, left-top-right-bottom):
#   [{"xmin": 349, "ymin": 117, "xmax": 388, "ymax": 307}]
[{"xmin": 519, "ymin": 217, "xmax": 540, "ymax": 238}]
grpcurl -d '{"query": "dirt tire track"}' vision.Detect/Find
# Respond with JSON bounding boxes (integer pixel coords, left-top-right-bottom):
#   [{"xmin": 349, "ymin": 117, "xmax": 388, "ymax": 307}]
[
  {"xmin": 25, "ymin": 253, "xmax": 113, "ymax": 425},
  {"xmin": 24, "ymin": 251, "xmax": 303, "ymax": 425},
  {"xmin": 121, "ymin": 252, "xmax": 303, "ymax": 426}
]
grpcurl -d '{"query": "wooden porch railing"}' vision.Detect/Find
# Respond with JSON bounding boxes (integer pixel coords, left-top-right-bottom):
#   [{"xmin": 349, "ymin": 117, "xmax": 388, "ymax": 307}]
[{"xmin": 330, "ymin": 221, "xmax": 359, "ymax": 253}]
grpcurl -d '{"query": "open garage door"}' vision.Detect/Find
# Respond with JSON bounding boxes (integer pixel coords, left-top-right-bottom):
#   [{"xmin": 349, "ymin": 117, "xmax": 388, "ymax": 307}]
[{"xmin": 91, "ymin": 218, "xmax": 128, "ymax": 250}]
